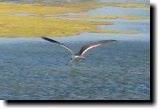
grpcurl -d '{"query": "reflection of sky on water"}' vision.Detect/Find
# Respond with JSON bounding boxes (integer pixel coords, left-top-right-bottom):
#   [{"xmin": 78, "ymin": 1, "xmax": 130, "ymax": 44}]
[
  {"xmin": 98, "ymin": 20, "xmax": 150, "ymax": 33},
  {"xmin": 57, "ymin": 8, "xmax": 150, "ymax": 41},
  {"xmin": 86, "ymin": 7, "xmax": 150, "ymax": 16},
  {"xmin": 67, "ymin": 1, "xmax": 150, "ymax": 41}
]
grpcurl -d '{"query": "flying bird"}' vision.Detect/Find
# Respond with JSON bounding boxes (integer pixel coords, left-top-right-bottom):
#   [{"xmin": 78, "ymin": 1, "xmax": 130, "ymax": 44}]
[{"xmin": 42, "ymin": 37, "xmax": 117, "ymax": 61}]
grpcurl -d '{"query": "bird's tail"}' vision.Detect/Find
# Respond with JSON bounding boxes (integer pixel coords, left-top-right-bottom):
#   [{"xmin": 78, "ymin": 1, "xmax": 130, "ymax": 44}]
[
  {"xmin": 80, "ymin": 56, "xmax": 85, "ymax": 59},
  {"xmin": 70, "ymin": 55, "xmax": 75, "ymax": 62}
]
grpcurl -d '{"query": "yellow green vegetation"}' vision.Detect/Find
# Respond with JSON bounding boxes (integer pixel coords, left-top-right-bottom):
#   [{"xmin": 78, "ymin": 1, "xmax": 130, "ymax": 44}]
[
  {"xmin": 121, "ymin": 15, "xmax": 149, "ymax": 20},
  {"xmin": 0, "ymin": 15, "xmax": 109, "ymax": 37},
  {"xmin": 0, "ymin": 2, "xmax": 107, "ymax": 16},
  {"xmin": 0, "ymin": 2, "xmax": 143, "ymax": 37},
  {"xmin": 0, "ymin": 15, "xmax": 139, "ymax": 37},
  {"xmin": 65, "ymin": 14, "xmax": 149, "ymax": 20}
]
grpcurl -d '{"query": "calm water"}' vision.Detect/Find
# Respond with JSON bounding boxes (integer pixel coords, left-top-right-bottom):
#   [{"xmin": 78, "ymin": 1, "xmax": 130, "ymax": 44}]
[
  {"xmin": 0, "ymin": 0, "xmax": 150, "ymax": 100},
  {"xmin": 86, "ymin": 7, "xmax": 149, "ymax": 16},
  {"xmin": 0, "ymin": 39, "xmax": 150, "ymax": 100}
]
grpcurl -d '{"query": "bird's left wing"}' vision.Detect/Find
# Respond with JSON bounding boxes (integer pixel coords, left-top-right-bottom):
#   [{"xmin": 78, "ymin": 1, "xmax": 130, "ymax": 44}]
[
  {"xmin": 78, "ymin": 40, "xmax": 117, "ymax": 56},
  {"xmin": 42, "ymin": 37, "xmax": 73, "ymax": 54}
]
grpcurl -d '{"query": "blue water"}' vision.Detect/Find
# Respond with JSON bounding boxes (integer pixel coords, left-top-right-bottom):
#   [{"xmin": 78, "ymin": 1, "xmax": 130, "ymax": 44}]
[
  {"xmin": 86, "ymin": 7, "xmax": 149, "ymax": 16},
  {"xmin": 0, "ymin": 39, "xmax": 150, "ymax": 100}
]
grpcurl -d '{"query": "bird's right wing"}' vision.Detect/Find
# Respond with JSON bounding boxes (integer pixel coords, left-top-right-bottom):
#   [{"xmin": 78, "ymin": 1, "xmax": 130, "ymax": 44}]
[
  {"xmin": 42, "ymin": 37, "xmax": 73, "ymax": 54},
  {"xmin": 78, "ymin": 40, "xmax": 117, "ymax": 56}
]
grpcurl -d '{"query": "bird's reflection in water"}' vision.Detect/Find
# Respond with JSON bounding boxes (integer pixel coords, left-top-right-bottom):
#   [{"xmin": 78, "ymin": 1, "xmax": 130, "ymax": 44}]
[
  {"xmin": 66, "ymin": 60, "xmax": 84, "ymax": 73},
  {"xmin": 68, "ymin": 66, "xmax": 81, "ymax": 73}
]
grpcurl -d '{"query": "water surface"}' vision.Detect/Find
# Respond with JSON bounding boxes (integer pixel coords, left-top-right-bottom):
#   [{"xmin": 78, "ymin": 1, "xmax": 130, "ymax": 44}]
[{"xmin": 0, "ymin": 39, "xmax": 150, "ymax": 100}]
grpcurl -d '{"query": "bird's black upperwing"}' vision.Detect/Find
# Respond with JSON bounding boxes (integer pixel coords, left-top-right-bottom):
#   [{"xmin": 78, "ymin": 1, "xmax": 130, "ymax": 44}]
[
  {"xmin": 78, "ymin": 40, "xmax": 117, "ymax": 56},
  {"xmin": 42, "ymin": 37, "xmax": 61, "ymax": 45},
  {"xmin": 42, "ymin": 37, "xmax": 73, "ymax": 54}
]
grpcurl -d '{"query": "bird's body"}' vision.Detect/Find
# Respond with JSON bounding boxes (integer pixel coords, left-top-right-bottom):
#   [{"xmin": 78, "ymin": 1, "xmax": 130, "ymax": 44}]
[
  {"xmin": 42, "ymin": 37, "xmax": 117, "ymax": 62},
  {"xmin": 71, "ymin": 54, "xmax": 85, "ymax": 61}
]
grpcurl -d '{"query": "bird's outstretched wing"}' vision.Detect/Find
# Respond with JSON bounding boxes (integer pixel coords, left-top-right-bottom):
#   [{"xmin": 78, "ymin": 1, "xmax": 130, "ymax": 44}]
[
  {"xmin": 77, "ymin": 40, "xmax": 117, "ymax": 56},
  {"xmin": 42, "ymin": 37, "xmax": 73, "ymax": 54}
]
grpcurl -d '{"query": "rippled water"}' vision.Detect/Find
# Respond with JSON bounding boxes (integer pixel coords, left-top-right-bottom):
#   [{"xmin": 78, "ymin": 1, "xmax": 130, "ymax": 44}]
[{"xmin": 0, "ymin": 39, "xmax": 150, "ymax": 100}]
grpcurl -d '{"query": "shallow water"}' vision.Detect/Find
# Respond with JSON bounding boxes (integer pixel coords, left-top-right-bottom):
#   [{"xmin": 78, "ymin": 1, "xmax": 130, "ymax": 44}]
[
  {"xmin": 86, "ymin": 7, "xmax": 149, "ymax": 16},
  {"xmin": 0, "ymin": 39, "xmax": 150, "ymax": 100},
  {"xmin": 98, "ymin": 19, "xmax": 150, "ymax": 33}
]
